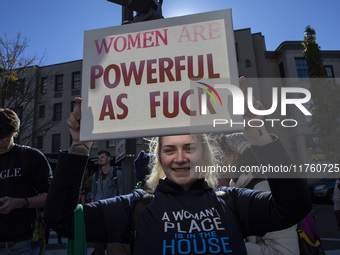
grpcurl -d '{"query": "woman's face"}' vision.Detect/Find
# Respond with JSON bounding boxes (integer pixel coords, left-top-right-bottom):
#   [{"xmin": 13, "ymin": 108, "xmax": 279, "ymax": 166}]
[{"xmin": 159, "ymin": 135, "xmax": 203, "ymax": 190}]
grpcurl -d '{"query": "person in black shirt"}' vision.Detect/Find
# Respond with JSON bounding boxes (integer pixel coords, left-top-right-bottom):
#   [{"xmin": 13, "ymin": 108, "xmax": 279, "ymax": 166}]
[{"xmin": 0, "ymin": 108, "xmax": 52, "ymax": 254}]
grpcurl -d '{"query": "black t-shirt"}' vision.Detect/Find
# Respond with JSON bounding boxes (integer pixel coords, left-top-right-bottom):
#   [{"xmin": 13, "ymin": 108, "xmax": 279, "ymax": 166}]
[{"xmin": 0, "ymin": 144, "xmax": 52, "ymax": 242}]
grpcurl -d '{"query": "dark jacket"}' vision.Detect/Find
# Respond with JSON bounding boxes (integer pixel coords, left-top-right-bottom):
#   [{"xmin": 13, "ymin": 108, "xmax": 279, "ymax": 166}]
[{"xmin": 44, "ymin": 139, "xmax": 312, "ymax": 254}]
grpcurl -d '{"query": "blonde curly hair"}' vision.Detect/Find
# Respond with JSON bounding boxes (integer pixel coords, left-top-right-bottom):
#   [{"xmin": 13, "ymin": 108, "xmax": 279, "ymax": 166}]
[{"xmin": 145, "ymin": 134, "xmax": 220, "ymax": 192}]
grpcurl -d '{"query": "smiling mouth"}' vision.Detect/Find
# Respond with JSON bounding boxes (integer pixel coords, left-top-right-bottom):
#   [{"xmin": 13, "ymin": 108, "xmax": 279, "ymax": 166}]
[{"xmin": 172, "ymin": 168, "xmax": 190, "ymax": 172}]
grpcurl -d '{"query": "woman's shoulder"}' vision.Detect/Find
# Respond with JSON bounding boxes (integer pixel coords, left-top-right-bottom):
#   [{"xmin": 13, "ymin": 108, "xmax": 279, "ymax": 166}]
[
  {"xmin": 97, "ymin": 189, "xmax": 150, "ymax": 215},
  {"xmin": 216, "ymin": 186, "xmax": 263, "ymax": 207},
  {"xmin": 216, "ymin": 185, "xmax": 247, "ymax": 195}
]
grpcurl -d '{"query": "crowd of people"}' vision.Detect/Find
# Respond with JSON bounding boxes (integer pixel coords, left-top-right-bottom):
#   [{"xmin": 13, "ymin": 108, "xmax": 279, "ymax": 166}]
[{"xmin": 0, "ymin": 77, "xmax": 337, "ymax": 254}]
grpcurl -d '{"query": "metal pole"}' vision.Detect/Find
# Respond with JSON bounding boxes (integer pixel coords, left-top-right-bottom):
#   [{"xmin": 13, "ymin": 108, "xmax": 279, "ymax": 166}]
[
  {"xmin": 121, "ymin": 139, "xmax": 137, "ymax": 194},
  {"xmin": 122, "ymin": 6, "xmax": 134, "ymax": 25},
  {"xmin": 119, "ymin": 1, "xmax": 164, "ymax": 194},
  {"xmin": 121, "ymin": 6, "xmax": 136, "ymax": 194}
]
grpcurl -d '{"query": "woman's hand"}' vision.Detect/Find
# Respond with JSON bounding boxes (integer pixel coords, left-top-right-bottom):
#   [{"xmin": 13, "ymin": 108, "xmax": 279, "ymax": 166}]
[
  {"xmin": 239, "ymin": 77, "xmax": 273, "ymax": 146},
  {"xmin": 67, "ymin": 97, "xmax": 93, "ymax": 154},
  {"xmin": 67, "ymin": 97, "xmax": 82, "ymax": 142}
]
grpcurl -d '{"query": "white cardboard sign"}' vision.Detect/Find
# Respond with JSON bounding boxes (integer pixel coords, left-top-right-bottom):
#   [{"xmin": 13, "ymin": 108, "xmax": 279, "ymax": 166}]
[{"xmin": 80, "ymin": 9, "xmax": 242, "ymax": 141}]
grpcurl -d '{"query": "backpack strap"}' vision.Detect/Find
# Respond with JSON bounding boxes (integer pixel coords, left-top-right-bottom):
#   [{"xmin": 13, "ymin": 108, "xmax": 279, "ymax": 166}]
[
  {"xmin": 112, "ymin": 168, "xmax": 119, "ymax": 196},
  {"xmin": 297, "ymin": 212, "xmax": 325, "ymax": 254},
  {"xmin": 113, "ymin": 177, "xmax": 119, "ymax": 196},
  {"xmin": 297, "ymin": 225, "xmax": 322, "ymax": 248},
  {"xmin": 111, "ymin": 167, "xmax": 117, "ymax": 178},
  {"xmin": 94, "ymin": 171, "xmax": 99, "ymax": 195}
]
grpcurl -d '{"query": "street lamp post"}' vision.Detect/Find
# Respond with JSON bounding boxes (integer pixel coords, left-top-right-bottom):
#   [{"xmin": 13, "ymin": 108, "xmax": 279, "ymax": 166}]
[
  {"xmin": 106, "ymin": 0, "xmax": 164, "ymax": 194},
  {"xmin": 122, "ymin": 6, "xmax": 133, "ymax": 25}
]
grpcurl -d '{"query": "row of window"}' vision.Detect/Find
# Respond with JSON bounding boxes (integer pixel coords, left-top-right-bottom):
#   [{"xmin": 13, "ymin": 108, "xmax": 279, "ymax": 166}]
[
  {"xmin": 38, "ymin": 101, "xmax": 78, "ymax": 121},
  {"xmin": 10, "ymin": 71, "xmax": 81, "ymax": 99},
  {"xmin": 36, "ymin": 70, "xmax": 116, "ymax": 153},
  {"xmin": 36, "ymin": 135, "xmax": 116, "ymax": 153},
  {"xmin": 33, "ymin": 59, "xmax": 335, "ymax": 153},
  {"xmin": 40, "ymin": 72, "xmax": 81, "ymax": 94},
  {"xmin": 40, "ymin": 61, "xmax": 334, "ymax": 92},
  {"xmin": 295, "ymin": 58, "xmax": 334, "ymax": 79},
  {"xmin": 233, "ymin": 48, "xmax": 334, "ymax": 79}
]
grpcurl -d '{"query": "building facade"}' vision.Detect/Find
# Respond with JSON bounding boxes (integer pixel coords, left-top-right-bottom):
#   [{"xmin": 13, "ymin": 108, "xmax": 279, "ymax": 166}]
[{"xmin": 235, "ymin": 28, "xmax": 339, "ymax": 168}]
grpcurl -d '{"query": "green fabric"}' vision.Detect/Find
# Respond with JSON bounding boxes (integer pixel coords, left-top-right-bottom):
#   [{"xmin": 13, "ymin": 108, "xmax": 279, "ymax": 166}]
[
  {"xmin": 67, "ymin": 204, "xmax": 87, "ymax": 255},
  {"xmin": 134, "ymin": 181, "xmax": 144, "ymax": 190},
  {"xmin": 134, "ymin": 181, "xmax": 153, "ymax": 194}
]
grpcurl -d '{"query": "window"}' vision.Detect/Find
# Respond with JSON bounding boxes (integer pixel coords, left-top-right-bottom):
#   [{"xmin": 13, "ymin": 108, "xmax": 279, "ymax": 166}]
[
  {"xmin": 55, "ymin": 74, "xmax": 63, "ymax": 92},
  {"xmin": 91, "ymin": 141, "xmax": 99, "ymax": 149},
  {"xmin": 53, "ymin": 103, "xmax": 62, "ymax": 121},
  {"xmin": 324, "ymin": 65, "xmax": 334, "ymax": 78},
  {"xmin": 13, "ymin": 107, "xmax": 23, "ymax": 121},
  {"xmin": 12, "ymin": 107, "xmax": 23, "ymax": 144},
  {"xmin": 51, "ymin": 134, "xmax": 61, "ymax": 153},
  {"xmin": 38, "ymin": 105, "xmax": 45, "ymax": 118},
  {"xmin": 295, "ymin": 58, "xmax": 309, "ymax": 79},
  {"xmin": 72, "ymin": 72, "xmax": 81, "ymax": 90},
  {"xmin": 235, "ymin": 43, "xmax": 240, "ymax": 62},
  {"xmin": 41, "ymin": 77, "xmax": 47, "ymax": 94},
  {"xmin": 14, "ymin": 79, "xmax": 25, "ymax": 97},
  {"xmin": 279, "ymin": 62, "xmax": 286, "ymax": 78},
  {"xmin": 37, "ymin": 136, "xmax": 44, "ymax": 149},
  {"xmin": 106, "ymin": 139, "xmax": 115, "ymax": 148},
  {"xmin": 295, "ymin": 59, "xmax": 335, "ymax": 80}
]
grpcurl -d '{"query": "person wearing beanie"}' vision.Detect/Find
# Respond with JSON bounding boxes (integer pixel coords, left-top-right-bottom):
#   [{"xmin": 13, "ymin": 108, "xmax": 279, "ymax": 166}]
[{"xmin": 133, "ymin": 150, "xmax": 154, "ymax": 192}]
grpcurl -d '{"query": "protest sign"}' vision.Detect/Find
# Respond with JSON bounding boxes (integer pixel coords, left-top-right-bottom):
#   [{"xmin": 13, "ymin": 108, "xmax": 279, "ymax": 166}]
[{"xmin": 80, "ymin": 9, "xmax": 242, "ymax": 141}]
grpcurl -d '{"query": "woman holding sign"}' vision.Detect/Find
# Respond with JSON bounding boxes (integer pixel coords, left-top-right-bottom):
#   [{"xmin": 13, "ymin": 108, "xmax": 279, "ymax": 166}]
[{"xmin": 44, "ymin": 77, "xmax": 312, "ymax": 254}]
